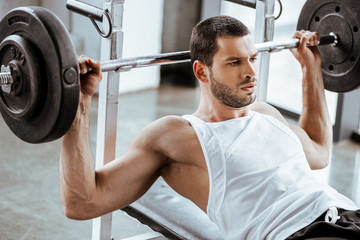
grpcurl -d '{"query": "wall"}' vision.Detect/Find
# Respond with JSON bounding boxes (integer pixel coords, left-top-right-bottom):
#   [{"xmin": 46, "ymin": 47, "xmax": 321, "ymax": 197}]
[
  {"xmin": 40, "ymin": 0, "xmax": 70, "ymax": 30},
  {"xmin": 0, "ymin": 1, "xmax": 41, "ymax": 17},
  {"xmin": 160, "ymin": 0, "xmax": 201, "ymax": 87},
  {"xmin": 119, "ymin": 0, "xmax": 164, "ymax": 93}
]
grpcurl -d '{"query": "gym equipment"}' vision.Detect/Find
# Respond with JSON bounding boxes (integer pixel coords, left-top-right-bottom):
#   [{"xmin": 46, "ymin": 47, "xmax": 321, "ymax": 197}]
[
  {"xmin": 297, "ymin": 0, "xmax": 360, "ymax": 92},
  {"xmin": 66, "ymin": 0, "xmax": 112, "ymax": 38},
  {"xmin": 0, "ymin": 4, "xmax": 359, "ymax": 143},
  {"xmin": 0, "ymin": 7, "xmax": 79, "ymax": 144}
]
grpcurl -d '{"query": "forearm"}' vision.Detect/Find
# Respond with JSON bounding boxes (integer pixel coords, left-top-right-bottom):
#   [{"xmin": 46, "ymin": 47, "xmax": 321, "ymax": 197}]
[
  {"xmin": 60, "ymin": 96, "xmax": 98, "ymax": 219},
  {"xmin": 299, "ymin": 67, "xmax": 332, "ymax": 160}
]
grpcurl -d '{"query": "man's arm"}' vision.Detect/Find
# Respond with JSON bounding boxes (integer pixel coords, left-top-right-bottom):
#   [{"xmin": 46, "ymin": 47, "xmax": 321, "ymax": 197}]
[
  {"xmin": 252, "ymin": 31, "xmax": 332, "ymax": 169},
  {"xmin": 60, "ymin": 56, "xmax": 168, "ymax": 220},
  {"xmin": 289, "ymin": 31, "xmax": 332, "ymax": 169}
]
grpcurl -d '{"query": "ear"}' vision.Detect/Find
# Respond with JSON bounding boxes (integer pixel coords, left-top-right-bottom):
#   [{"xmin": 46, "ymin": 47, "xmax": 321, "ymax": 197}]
[{"xmin": 193, "ymin": 60, "xmax": 210, "ymax": 83}]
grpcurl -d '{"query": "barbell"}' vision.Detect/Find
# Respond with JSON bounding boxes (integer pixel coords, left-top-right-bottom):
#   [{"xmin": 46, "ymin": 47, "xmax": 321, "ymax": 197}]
[{"xmin": 0, "ymin": 0, "xmax": 359, "ymax": 144}]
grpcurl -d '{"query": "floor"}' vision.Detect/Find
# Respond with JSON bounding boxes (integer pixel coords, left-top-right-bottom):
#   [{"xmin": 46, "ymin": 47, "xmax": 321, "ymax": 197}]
[{"xmin": 0, "ymin": 86, "xmax": 359, "ymax": 240}]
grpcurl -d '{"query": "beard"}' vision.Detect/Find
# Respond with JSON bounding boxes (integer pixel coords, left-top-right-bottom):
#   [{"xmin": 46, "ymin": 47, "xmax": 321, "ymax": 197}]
[{"xmin": 209, "ymin": 69, "xmax": 256, "ymax": 108}]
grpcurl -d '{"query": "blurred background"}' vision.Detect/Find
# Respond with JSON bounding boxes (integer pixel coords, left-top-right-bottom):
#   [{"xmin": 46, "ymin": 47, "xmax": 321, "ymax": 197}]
[{"xmin": 0, "ymin": 0, "xmax": 360, "ymax": 239}]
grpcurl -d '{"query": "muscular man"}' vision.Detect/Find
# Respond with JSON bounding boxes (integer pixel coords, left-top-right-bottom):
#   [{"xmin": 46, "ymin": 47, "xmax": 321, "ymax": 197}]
[{"xmin": 60, "ymin": 16, "xmax": 360, "ymax": 239}]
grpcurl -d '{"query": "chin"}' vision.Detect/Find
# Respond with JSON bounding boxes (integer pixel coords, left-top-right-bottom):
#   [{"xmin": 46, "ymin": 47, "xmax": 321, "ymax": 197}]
[{"xmin": 247, "ymin": 95, "xmax": 256, "ymax": 105}]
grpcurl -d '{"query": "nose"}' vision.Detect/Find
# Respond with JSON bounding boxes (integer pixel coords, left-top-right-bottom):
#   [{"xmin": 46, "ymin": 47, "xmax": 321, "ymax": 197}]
[{"xmin": 242, "ymin": 59, "xmax": 257, "ymax": 79}]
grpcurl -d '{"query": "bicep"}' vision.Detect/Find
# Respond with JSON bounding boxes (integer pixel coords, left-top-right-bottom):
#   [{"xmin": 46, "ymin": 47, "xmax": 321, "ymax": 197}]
[
  {"xmin": 93, "ymin": 141, "xmax": 165, "ymax": 215},
  {"xmin": 289, "ymin": 124, "xmax": 328, "ymax": 169}
]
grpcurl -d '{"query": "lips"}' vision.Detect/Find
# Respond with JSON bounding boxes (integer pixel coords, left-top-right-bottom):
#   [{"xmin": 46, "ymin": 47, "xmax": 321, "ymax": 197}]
[{"xmin": 241, "ymin": 82, "xmax": 257, "ymax": 92}]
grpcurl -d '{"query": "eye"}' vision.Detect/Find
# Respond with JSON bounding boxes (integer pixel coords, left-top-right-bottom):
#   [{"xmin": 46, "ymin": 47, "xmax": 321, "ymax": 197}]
[
  {"xmin": 229, "ymin": 60, "xmax": 240, "ymax": 66},
  {"xmin": 250, "ymin": 57, "xmax": 258, "ymax": 62}
]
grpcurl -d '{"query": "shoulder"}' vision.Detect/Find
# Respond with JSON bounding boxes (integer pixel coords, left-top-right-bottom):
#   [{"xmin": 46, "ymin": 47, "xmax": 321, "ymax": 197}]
[
  {"xmin": 146, "ymin": 115, "xmax": 191, "ymax": 135},
  {"xmin": 132, "ymin": 115, "xmax": 193, "ymax": 150},
  {"xmin": 130, "ymin": 115, "xmax": 200, "ymax": 164},
  {"xmin": 249, "ymin": 102, "xmax": 289, "ymax": 126}
]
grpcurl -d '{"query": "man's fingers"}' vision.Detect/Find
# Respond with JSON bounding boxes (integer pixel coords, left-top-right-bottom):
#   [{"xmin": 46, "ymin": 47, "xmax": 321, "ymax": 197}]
[
  {"xmin": 306, "ymin": 31, "xmax": 320, "ymax": 46},
  {"xmin": 294, "ymin": 30, "xmax": 320, "ymax": 47},
  {"xmin": 77, "ymin": 55, "xmax": 97, "ymax": 75},
  {"xmin": 78, "ymin": 55, "xmax": 88, "ymax": 74},
  {"xmin": 85, "ymin": 58, "xmax": 101, "ymax": 75},
  {"xmin": 292, "ymin": 30, "xmax": 320, "ymax": 54}
]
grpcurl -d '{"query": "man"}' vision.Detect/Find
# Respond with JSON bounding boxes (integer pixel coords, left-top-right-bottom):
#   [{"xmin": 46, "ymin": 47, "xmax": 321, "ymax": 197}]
[{"xmin": 60, "ymin": 16, "xmax": 360, "ymax": 239}]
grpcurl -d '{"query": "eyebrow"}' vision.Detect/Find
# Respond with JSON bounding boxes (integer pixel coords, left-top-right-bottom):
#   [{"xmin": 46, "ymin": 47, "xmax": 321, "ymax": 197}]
[{"xmin": 225, "ymin": 52, "xmax": 259, "ymax": 62}]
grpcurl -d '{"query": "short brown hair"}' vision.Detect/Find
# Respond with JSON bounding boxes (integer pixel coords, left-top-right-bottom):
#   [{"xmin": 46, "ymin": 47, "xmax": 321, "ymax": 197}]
[{"xmin": 190, "ymin": 16, "xmax": 250, "ymax": 67}]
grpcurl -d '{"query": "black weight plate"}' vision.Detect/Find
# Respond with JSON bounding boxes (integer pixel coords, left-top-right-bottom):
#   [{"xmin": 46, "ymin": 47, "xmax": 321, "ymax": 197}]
[
  {"xmin": 297, "ymin": 0, "xmax": 360, "ymax": 93},
  {"xmin": 0, "ymin": 34, "xmax": 40, "ymax": 120},
  {"xmin": 0, "ymin": 7, "xmax": 79, "ymax": 143}
]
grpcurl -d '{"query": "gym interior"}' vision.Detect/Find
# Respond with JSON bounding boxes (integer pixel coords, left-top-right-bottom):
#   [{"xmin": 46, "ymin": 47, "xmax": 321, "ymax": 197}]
[{"xmin": 0, "ymin": 0, "xmax": 360, "ymax": 239}]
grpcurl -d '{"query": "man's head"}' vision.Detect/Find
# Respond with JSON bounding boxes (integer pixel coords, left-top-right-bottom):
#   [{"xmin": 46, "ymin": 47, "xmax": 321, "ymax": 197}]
[
  {"xmin": 190, "ymin": 15, "xmax": 250, "ymax": 67},
  {"xmin": 190, "ymin": 16, "xmax": 258, "ymax": 109}
]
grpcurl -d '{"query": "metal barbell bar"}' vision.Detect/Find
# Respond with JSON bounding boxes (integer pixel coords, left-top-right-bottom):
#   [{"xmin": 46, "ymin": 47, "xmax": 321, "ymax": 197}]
[
  {"xmin": 101, "ymin": 33, "xmax": 338, "ymax": 72},
  {"xmin": 0, "ymin": 33, "xmax": 339, "ymax": 84}
]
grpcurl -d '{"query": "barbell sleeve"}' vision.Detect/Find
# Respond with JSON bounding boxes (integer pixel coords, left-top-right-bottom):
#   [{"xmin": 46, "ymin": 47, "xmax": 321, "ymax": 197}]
[
  {"xmin": 0, "ymin": 72, "xmax": 11, "ymax": 85},
  {"xmin": 0, "ymin": 66, "xmax": 12, "ymax": 91}
]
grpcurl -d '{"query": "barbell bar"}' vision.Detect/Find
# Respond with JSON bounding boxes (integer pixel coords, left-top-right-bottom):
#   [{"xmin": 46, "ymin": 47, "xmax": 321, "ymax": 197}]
[{"xmin": 102, "ymin": 33, "xmax": 338, "ymax": 72}]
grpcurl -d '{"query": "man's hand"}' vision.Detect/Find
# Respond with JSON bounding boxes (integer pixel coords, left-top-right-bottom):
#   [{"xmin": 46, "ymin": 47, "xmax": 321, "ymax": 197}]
[
  {"xmin": 290, "ymin": 30, "xmax": 322, "ymax": 69},
  {"xmin": 77, "ymin": 55, "xmax": 102, "ymax": 98}
]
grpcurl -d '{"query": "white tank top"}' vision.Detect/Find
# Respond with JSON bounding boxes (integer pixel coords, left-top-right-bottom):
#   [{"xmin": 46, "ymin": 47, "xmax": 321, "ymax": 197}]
[{"xmin": 182, "ymin": 111, "xmax": 358, "ymax": 240}]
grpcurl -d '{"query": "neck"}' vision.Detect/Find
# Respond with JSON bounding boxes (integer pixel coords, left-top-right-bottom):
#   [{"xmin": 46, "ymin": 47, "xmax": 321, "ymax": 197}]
[{"xmin": 193, "ymin": 88, "xmax": 251, "ymax": 122}]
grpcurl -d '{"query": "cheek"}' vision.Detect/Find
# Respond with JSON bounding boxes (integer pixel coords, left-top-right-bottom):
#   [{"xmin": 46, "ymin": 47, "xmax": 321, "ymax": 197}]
[{"xmin": 217, "ymin": 66, "xmax": 240, "ymax": 79}]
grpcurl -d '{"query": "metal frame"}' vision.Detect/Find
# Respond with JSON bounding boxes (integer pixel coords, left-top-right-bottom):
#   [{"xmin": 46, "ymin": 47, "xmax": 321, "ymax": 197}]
[
  {"xmin": 93, "ymin": 0, "xmax": 124, "ymax": 239},
  {"xmin": 253, "ymin": 0, "xmax": 275, "ymax": 102}
]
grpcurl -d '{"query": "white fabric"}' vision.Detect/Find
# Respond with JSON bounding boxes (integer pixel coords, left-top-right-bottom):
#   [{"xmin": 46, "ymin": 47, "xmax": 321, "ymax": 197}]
[
  {"xmin": 182, "ymin": 111, "xmax": 358, "ymax": 240},
  {"xmin": 131, "ymin": 178, "xmax": 224, "ymax": 240}
]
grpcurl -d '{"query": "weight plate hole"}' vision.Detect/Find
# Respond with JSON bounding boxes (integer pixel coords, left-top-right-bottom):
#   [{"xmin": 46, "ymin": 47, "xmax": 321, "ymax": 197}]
[
  {"xmin": 335, "ymin": 6, "xmax": 340, "ymax": 12},
  {"xmin": 350, "ymin": 56, "xmax": 356, "ymax": 62},
  {"xmin": 315, "ymin": 16, "xmax": 320, "ymax": 22},
  {"xmin": 354, "ymin": 26, "xmax": 358, "ymax": 32},
  {"xmin": 329, "ymin": 65, "xmax": 334, "ymax": 71}
]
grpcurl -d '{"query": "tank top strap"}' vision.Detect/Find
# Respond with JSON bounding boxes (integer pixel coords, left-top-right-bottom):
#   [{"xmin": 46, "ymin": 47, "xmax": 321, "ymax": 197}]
[{"xmin": 182, "ymin": 115, "xmax": 227, "ymax": 221}]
